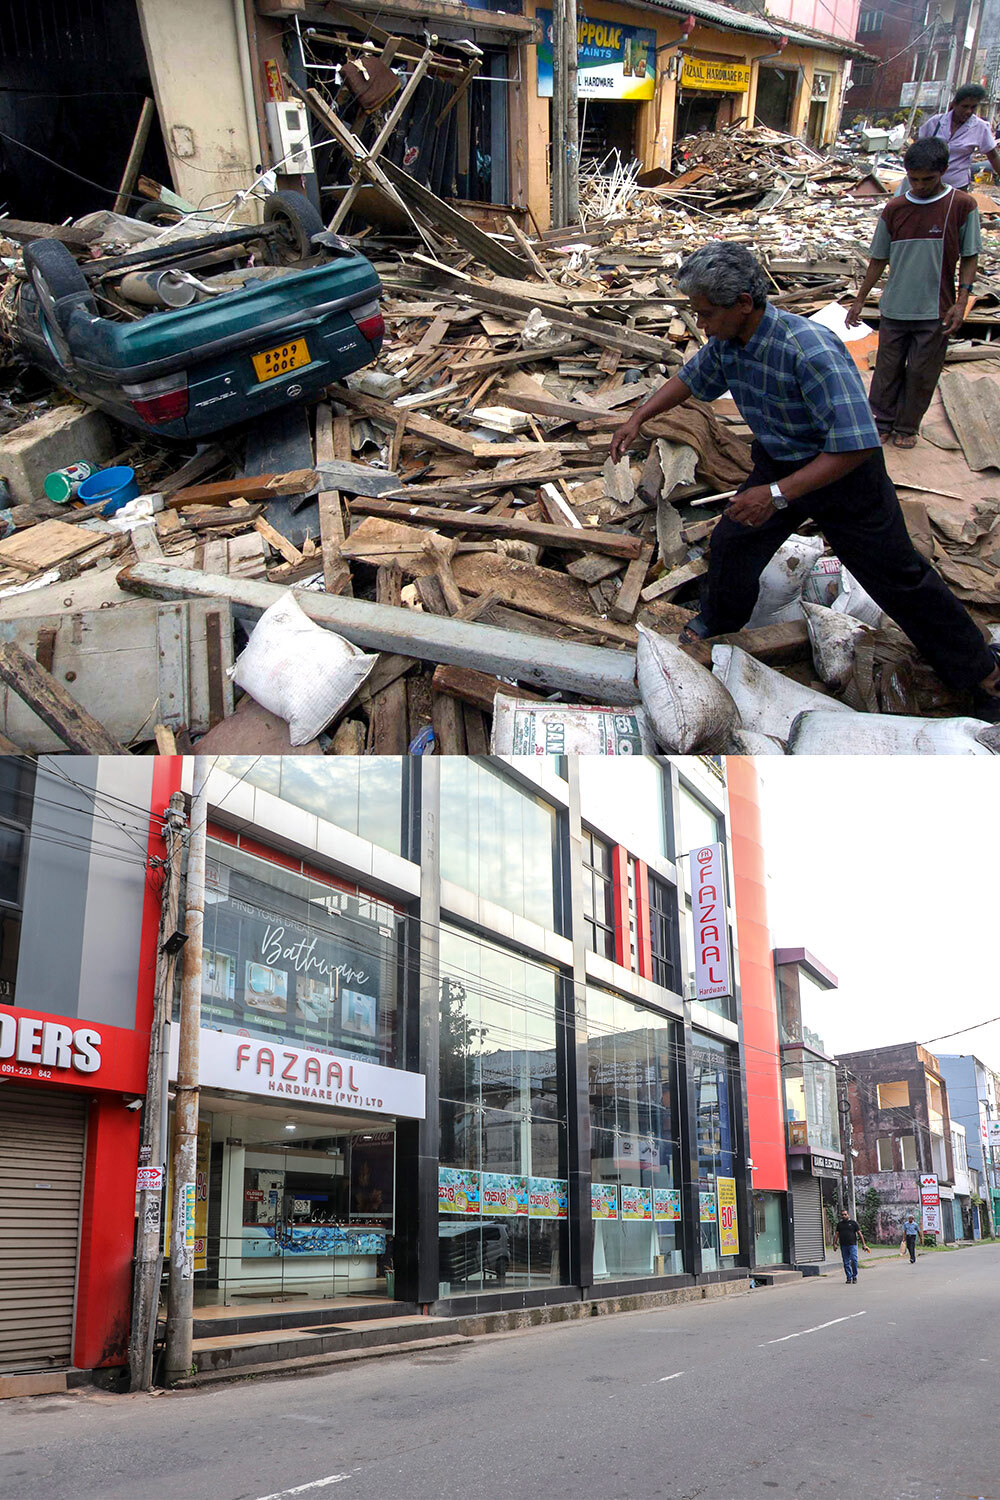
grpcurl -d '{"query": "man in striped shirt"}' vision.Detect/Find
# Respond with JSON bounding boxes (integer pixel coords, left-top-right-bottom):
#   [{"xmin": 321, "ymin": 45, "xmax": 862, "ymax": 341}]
[{"xmin": 610, "ymin": 242, "xmax": 1000, "ymax": 718}]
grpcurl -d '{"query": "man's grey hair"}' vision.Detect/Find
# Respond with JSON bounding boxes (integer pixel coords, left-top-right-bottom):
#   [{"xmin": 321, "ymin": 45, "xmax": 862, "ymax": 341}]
[{"xmin": 675, "ymin": 243, "xmax": 770, "ymax": 310}]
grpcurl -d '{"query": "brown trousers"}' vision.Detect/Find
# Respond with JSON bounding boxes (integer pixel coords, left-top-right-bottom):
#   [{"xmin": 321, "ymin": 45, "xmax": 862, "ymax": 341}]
[{"xmin": 868, "ymin": 316, "xmax": 949, "ymax": 437}]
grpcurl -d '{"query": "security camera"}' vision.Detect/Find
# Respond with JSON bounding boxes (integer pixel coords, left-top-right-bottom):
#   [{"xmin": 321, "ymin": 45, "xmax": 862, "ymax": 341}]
[{"xmin": 124, "ymin": 1097, "xmax": 144, "ymax": 1112}]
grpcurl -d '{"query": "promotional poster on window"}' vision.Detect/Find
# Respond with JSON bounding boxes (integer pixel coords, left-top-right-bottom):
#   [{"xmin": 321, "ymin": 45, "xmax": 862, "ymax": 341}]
[{"xmin": 201, "ymin": 850, "xmax": 399, "ymax": 1062}]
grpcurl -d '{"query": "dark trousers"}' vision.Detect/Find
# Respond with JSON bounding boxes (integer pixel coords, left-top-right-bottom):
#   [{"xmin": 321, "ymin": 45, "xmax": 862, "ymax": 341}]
[
  {"xmin": 906, "ymin": 1233, "xmax": 917, "ymax": 1262},
  {"xmin": 702, "ymin": 442, "xmax": 995, "ymax": 691},
  {"xmin": 868, "ymin": 317, "xmax": 950, "ymax": 437}
]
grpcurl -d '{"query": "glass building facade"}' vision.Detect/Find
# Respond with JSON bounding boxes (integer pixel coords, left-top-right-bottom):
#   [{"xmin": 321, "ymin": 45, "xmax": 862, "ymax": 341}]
[{"xmin": 191, "ymin": 755, "xmax": 750, "ymax": 1312}]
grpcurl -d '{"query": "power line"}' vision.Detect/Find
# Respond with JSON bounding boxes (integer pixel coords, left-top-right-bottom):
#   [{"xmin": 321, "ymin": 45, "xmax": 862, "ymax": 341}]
[{"xmin": 922, "ymin": 1014, "xmax": 1000, "ymax": 1047}]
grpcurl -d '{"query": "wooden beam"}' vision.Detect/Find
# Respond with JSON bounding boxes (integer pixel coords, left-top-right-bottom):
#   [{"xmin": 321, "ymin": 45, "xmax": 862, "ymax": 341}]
[
  {"xmin": 348, "ymin": 496, "xmax": 644, "ymax": 559},
  {"xmin": 119, "ymin": 562, "xmax": 640, "ymax": 704},
  {"xmin": 259, "ymin": 0, "xmax": 539, "ymax": 39},
  {"xmin": 0, "ymin": 642, "xmax": 126, "ymax": 755},
  {"xmin": 113, "ymin": 97, "xmax": 156, "ymax": 214},
  {"xmin": 377, "ymin": 158, "xmax": 531, "ymax": 280}
]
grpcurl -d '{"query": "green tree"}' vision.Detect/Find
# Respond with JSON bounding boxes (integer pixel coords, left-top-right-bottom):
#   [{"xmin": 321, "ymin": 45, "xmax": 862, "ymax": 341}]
[{"xmin": 857, "ymin": 1186, "xmax": 882, "ymax": 1243}]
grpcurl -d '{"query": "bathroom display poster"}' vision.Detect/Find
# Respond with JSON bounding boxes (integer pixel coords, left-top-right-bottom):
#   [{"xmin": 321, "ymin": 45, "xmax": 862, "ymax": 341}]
[
  {"xmin": 592, "ymin": 1183, "xmax": 619, "ymax": 1220},
  {"xmin": 528, "ymin": 1178, "xmax": 568, "ymax": 1220},
  {"xmin": 438, "ymin": 1168, "xmax": 481, "ymax": 1215},
  {"xmin": 537, "ymin": 12, "xmax": 656, "ymax": 101},
  {"xmin": 621, "ymin": 1185, "xmax": 652, "ymax": 1222},
  {"xmin": 654, "ymin": 1188, "xmax": 682, "ymax": 1222},
  {"xmin": 482, "ymin": 1173, "xmax": 529, "ymax": 1216}
]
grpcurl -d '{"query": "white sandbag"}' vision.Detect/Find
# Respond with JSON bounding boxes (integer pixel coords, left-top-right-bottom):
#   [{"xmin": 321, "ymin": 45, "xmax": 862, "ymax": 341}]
[
  {"xmin": 726, "ymin": 728, "xmax": 787, "ymax": 755},
  {"xmin": 832, "ymin": 566, "xmax": 882, "ymax": 628},
  {"xmin": 230, "ymin": 591, "xmax": 377, "ymax": 746},
  {"xmin": 802, "ymin": 601, "xmax": 876, "ymax": 691},
  {"xmin": 711, "ymin": 643, "xmax": 856, "ymax": 741},
  {"xmin": 802, "ymin": 555, "xmax": 843, "ymax": 607},
  {"xmin": 747, "ymin": 534, "xmax": 825, "ymax": 628},
  {"xmin": 490, "ymin": 695, "xmax": 655, "ymax": 755},
  {"xmin": 788, "ymin": 710, "xmax": 1000, "ymax": 756},
  {"xmin": 636, "ymin": 624, "xmax": 741, "ymax": 752}
]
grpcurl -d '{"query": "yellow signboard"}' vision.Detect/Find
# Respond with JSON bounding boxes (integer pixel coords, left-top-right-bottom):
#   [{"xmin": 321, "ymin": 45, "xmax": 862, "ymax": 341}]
[
  {"xmin": 717, "ymin": 1176, "xmax": 740, "ymax": 1256},
  {"xmin": 681, "ymin": 57, "xmax": 751, "ymax": 93}
]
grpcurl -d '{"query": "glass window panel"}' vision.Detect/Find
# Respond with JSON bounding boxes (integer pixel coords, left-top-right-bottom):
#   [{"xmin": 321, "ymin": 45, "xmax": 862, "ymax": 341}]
[
  {"xmin": 677, "ymin": 783, "xmax": 720, "ymax": 858},
  {"xmin": 197, "ymin": 840, "xmax": 403, "ymax": 1063},
  {"xmin": 440, "ymin": 763, "xmax": 557, "ymax": 929},
  {"xmin": 439, "ymin": 1101, "xmax": 482, "ymax": 1170},
  {"xmin": 578, "ymin": 759, "xmax": 667, "ymax": 864},
  {"xmin": 0, "ymin": 825, "xmax": 24, "ymax": 907},
  {"xmin": 482, "ymin": 1109, "xmax": 519, "ymax": 1174},
  {"xmin": 214, "ymin": 758, "xmax": 402, "ymax": 854}
]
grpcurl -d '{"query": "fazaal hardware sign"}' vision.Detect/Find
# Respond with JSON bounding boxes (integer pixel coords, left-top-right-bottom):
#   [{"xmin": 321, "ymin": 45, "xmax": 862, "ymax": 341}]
[
  {"xmin": 537, "ymin": 11, "xmax": 657, "ymax": 100},
  {"xmin": 681, "ymin": 57, "xmax": 751, "ymax": 93}
]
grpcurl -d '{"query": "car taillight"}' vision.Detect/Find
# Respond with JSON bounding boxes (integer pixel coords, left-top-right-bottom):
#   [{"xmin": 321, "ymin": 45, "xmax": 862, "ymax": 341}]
[
  {"xmin": 352, "ymin": 301, "xmax": 384, "ymax": 343},
  {"xmin": 122, "ymin": 374, "xmax": 189, "ymax": 424}
]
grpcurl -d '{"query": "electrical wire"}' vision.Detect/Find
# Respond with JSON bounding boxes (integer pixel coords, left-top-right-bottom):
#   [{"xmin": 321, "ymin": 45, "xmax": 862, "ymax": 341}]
[{"xmin": 0, "ymin": 127, "xmax": 143, "ymax": 205}]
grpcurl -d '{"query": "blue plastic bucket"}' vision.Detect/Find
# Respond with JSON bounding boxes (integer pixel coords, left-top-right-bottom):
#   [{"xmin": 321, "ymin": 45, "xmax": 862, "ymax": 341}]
[{"xmin": 76, "ymin": 465, "xmax": 140, "ymax": 517}]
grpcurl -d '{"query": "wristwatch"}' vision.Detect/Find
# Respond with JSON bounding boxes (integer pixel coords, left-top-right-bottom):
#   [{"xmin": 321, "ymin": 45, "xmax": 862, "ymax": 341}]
[{"xmin": 769, "ymin": 481, "xmax": 789, "ymax": 510}]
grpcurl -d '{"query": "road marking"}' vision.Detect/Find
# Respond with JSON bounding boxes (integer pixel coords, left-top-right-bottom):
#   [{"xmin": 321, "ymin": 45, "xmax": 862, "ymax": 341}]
[
  {"xmin": 658, "ymin": 1372, "xmax": 685, "ymax": 1382},
  {"xmin": 759, "ymin": 1312, "xmax": 867, "ymax": 1346},
  {"xmin": 253, "ymin": 1476, "xmax": 351, "ymax": 1500}
]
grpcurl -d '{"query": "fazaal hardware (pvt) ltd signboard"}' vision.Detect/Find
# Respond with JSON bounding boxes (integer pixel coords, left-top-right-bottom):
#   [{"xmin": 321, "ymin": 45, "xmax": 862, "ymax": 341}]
[
  {"xmin": 681, "ymin": 57, "xmax": 751, "ymax": 93},
  {"xmin": 537, "ymin": 12, "xmax": 657, "ymax": 101}
]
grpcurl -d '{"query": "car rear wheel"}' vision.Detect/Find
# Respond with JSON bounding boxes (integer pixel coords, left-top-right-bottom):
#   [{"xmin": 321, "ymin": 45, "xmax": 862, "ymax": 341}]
[
  {"xmin": 22, "ymin": 239, "xmax": 97, "ymax": 368},
  {"xmin": 133, "ymin": 200, "xmax": 184, "ymax": 226},
  {"xmin": 262, "ymin": 190, "xmax": 325, "ymax": 265}
]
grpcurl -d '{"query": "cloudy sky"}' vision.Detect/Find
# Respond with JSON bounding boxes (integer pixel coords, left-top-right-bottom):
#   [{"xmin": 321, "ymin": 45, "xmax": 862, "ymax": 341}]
[{"xmin": 754, "ymin": 757, "xmax": 1000, "ymax": 1073}]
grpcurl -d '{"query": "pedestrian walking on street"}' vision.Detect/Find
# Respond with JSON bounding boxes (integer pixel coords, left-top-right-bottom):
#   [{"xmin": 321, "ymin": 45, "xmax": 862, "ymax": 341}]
[
  {"xmin": 914, "ymin": 83, "xmax": 1000, "ymax": 190},
  {"xmin": 847, "ymin": 138, "xmax": 980, "ymax": 449},
  {"xmin": 608, "ymin": 242, "xmax": 1000, "ymax": 720},
  {"xmin": 903, "ymin": 1215, "xmax": 920, "ymax": 1263},
  {"xmin": 833, "ymin": 1208, "xmax": 870, "ymax": 1284}
]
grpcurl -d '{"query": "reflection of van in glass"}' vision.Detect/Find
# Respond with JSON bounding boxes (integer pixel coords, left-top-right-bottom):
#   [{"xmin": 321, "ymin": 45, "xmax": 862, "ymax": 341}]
[{"xmin": 483, "ymin": 1222, "xmax": 511, "ymax": 1283}]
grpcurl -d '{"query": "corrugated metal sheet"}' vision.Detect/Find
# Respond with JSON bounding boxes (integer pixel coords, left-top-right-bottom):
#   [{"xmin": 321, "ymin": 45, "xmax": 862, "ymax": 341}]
[
  {"xmin": 0, "ymin": 1086, "xmax": 87, "ymax": 1373},
  {"xmin": 790, "ymin": 1173, "xmax": 826, "ymax": 1263}
]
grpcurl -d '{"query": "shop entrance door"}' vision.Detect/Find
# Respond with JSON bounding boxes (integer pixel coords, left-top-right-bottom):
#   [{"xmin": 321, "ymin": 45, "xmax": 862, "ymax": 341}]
[
  {"xmin": 0, "ymin": 1086, "xmax": 86, "ymax": 1371},
  {"xmin": 198, "ymin": 1105, "xmax": 396, "ymax": 1308},
  {"xmin": 755, "ymin": 67, "xmax": 797, "ymax": 132}
]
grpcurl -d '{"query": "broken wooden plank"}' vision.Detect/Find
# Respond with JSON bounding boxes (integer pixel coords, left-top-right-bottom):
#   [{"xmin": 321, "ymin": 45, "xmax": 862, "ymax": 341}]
[
  {"xmin": 0, "ymin": 641, "xmax": 126, "ymax": 754},
  {"xmin": 681, "ymin": 620, "xmax": 811, "ymax": 669},
  {"xmin": 167, "ymin": 471, "xmax": 318, "ymax": 509},
  {"xmin": 431, "ymin": 664, "xmax": 544, "ymax": 714},
  {"xmin": 0, "ymin": 217, "xmax": 97, "ymax": 250},
  {"xmin": 611, "ymin": 543, "xmax": 654, "ymax": 623},
  {"xmin": 118, "ymin": 562, "xmax": 641, "ymax": 704},
  {"xmin": 0, "ymin": 520, "xmax": 108, "ymax": 576},
  {"xmin": 938, "ymin": 370, "xmax": 1000, "ymax": 471},
  {"xmin": 254, "ymin": 518, "xmax": 304, "ymax": 567},
  {"xmin": 378, "ymin": 157, "xmax": 531, "ymax": 280},
  {"xmin": 333, "ymin": 386, "xmax": 481, "ymax": 456},
  {"xmin": 348, "ymin": 497, "xmax": 644, "ymax": 559},
  {"xmin": 640, "ymin": 557, "xmax": 708, "ymax": 603}
]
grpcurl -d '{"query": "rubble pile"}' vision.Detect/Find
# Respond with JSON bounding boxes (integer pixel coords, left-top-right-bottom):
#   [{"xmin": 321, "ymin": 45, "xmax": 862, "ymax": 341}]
[{"xmin": 2, "ymin": 139, "xmax": 1000, "ymax": 756}]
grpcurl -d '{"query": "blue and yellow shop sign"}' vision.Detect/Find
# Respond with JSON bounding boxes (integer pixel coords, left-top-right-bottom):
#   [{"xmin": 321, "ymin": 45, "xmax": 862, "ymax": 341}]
[
  {"xmin": 537, "ymin": 10, "xmax": 657, "ymax": 101},
  {"xmin": 681, "ymin": 57, "xmax": 751, "ymax": 93}
]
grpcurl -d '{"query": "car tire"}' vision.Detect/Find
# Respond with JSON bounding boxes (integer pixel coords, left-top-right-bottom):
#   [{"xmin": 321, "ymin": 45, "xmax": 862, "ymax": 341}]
[
  {"xmin": 262, "ymin": 190, "xmax": 325, "ymax": 264},
  {"xmin": 133, "ymin": 200, "xmax": 183, "ymax": 226},
  {"xmin": 22, "ymin": 239, "xmax": 97, "ymax": 368}
]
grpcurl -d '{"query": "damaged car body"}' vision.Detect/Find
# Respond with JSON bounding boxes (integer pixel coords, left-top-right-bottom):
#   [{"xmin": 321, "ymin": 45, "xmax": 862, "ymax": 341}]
[{"xmin": 9, "ymin": 192, "xmax": 384, "ymax": 440}]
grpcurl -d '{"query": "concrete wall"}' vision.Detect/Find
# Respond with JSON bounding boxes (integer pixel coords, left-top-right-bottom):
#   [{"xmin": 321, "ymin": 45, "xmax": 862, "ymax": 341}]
[
  {"xmin": 135, "ymin": 0, "xmax": 261, "ymax": 214},
  {"xmin": 840, "ymin": 1043, "xmax": 954, "ymax": 1185}
]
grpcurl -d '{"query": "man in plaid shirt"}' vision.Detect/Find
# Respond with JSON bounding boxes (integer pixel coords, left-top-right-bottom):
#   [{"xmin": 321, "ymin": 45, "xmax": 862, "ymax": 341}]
[{"xmin": 610, "ymin": 242, "xmax": 1000, "ymax": 720}]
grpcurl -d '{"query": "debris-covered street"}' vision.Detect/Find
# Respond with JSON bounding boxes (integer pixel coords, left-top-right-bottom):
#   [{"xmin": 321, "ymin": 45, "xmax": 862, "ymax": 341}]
[{"xmin": 3, "ymin": 20, "xmax": 1000, "ymax": 755}]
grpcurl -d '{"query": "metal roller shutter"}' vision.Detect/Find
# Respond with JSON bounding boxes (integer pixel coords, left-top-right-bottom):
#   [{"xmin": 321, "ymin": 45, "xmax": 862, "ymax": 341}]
[
  {"xmin": 790, "ymin": 1174, "xmax": 826, "ymax": 1265},
  {"xmin": 0, "ymin": 1085, "xmax": 87, "ymax": 1372}
]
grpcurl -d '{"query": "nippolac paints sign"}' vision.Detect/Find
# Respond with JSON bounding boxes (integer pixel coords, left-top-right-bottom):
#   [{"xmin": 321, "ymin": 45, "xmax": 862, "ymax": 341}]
[{"xmin": 689, "ymin": 844, "xmax": 732, "ymax": 1002}]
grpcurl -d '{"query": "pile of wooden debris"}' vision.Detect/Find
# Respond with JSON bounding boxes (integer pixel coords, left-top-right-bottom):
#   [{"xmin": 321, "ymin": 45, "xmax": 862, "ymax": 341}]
[{"xmin": 2, "ymin": 151, "xmax": 1000, "ymax": 755}]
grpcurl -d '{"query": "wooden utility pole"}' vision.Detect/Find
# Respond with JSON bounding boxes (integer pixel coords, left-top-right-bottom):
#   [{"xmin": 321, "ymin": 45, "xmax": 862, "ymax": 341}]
[
  {"xmin": 906, "ymin": 12, "xmax": 941, "ymax": 138},
  {"xmin": 565, "ymin": 0, "xmax": 580, "ymax": 224},
  {"xmin": 551, "ymin": 0, "xmax": 566, "ymax": 226},
  {"xmin": 838, "ymin": 1065, "xmax": 857, "ymax": 1222},
  {"xmin": 128, "ymin": 791, "xmax": 188, "ymax": 1392},
  {"xmin": 163, "ymin": 759, "xmax": 209, "ymax": 1385}
]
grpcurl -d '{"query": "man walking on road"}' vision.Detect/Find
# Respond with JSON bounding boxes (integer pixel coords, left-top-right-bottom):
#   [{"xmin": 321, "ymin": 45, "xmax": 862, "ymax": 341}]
[
  {"xmin": 833, "ymin": 1208, "xmax": 870, "ymax": 1284},
  {"xmin": 903, "ymin": 1215, "xmax": 920, "ymax": 1263},
  {"xmin": 608, "ymin": 242, "xmax": 1000, "ymax": 720}
]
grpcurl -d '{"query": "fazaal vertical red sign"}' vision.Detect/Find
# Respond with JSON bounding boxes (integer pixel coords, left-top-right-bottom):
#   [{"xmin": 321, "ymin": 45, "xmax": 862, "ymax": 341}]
[{"xmin": 689, "ymin": 843, "xmax": 732, "ymax": 1002}]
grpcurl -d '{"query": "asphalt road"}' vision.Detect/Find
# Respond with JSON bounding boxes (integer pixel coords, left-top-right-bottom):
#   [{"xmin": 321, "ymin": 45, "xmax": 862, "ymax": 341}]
[{"xmin": 3, "ymin": 1244, "xmax": 998, "ymax": 1500}]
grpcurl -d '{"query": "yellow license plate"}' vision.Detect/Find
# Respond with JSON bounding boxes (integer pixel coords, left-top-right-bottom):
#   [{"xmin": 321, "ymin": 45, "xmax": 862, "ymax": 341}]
[{"xmin": 251, "ymin": 337, "xmax": 311, "ymax": 382}]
